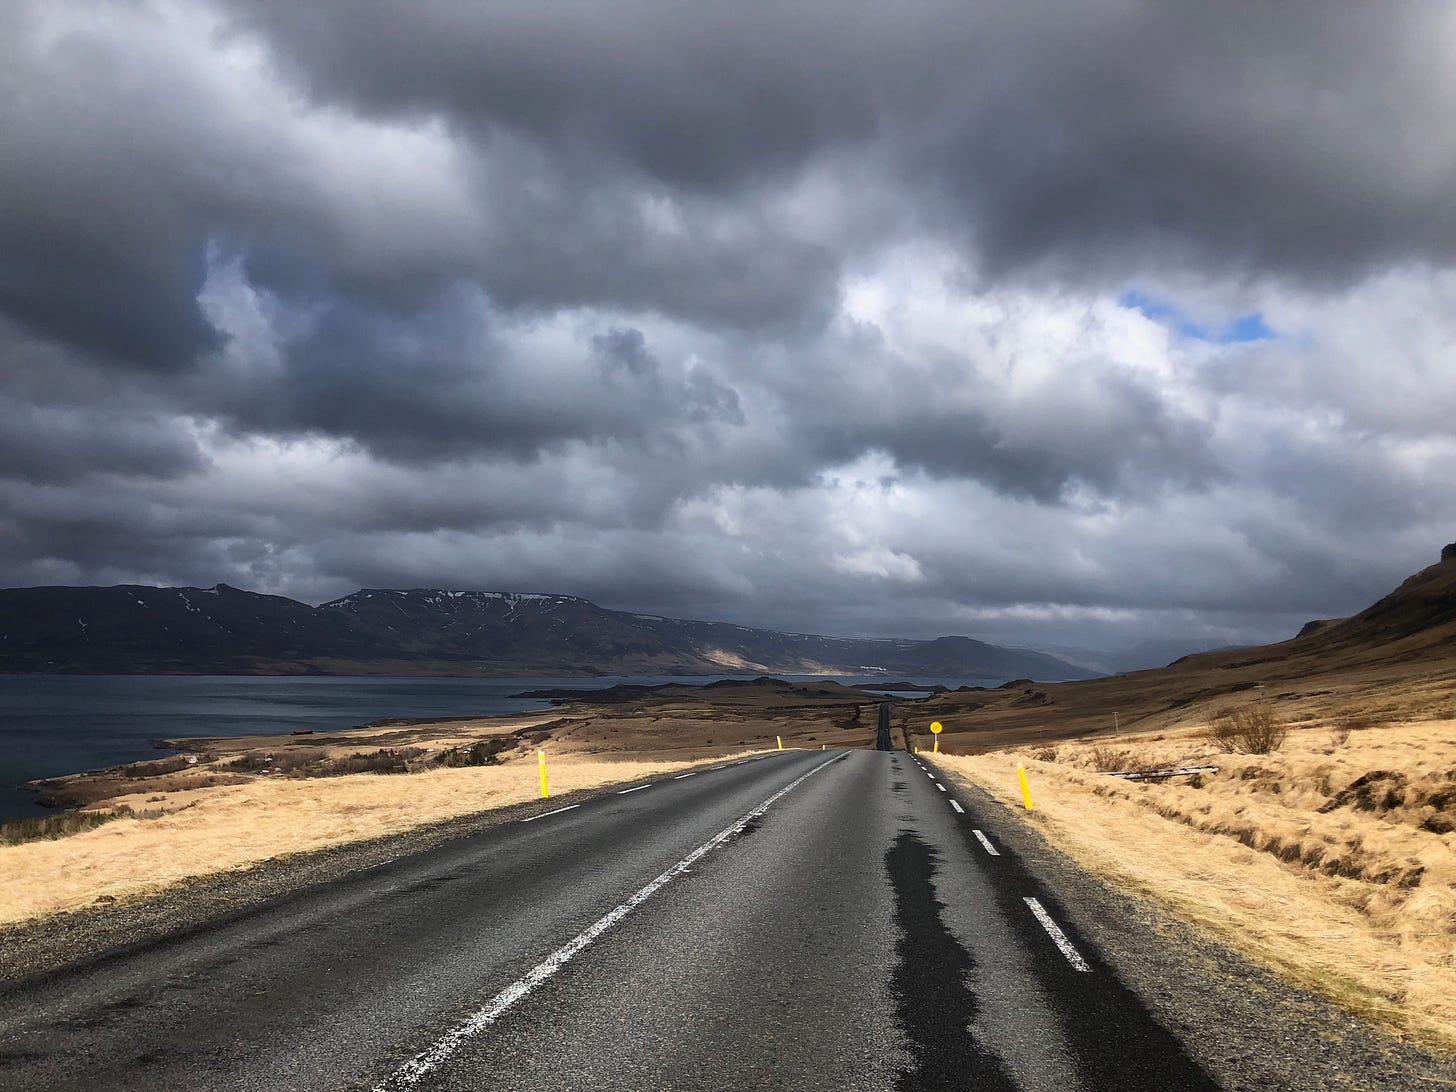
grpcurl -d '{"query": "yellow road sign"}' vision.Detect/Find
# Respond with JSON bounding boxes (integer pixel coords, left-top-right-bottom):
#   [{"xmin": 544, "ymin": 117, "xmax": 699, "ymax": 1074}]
[{"xmin": 930, "ymin": 721, "xmax": 943, "ymax": 734}]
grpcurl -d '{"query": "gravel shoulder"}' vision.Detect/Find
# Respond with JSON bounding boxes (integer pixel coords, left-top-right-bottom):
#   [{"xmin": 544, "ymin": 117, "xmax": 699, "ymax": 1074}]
[
  {"xmin": 938, "ymin": 762, "xmax": 1456, "ymax": 1092},
  {"xmin": 0, "ymin": 781, "xmax": 606, "ymax": 989}
]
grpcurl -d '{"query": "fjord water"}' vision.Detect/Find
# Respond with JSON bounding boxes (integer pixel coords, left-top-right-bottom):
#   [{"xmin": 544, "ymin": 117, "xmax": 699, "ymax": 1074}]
[{"xmin": 0, "ymin": 674, "xmax": 994, "ymax": 821}]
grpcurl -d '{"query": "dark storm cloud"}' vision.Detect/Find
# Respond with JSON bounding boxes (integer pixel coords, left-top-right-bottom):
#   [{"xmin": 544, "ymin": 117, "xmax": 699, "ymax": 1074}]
[
  {"xmin": 219, "ymin": 2, "xmax": 886, "ymax": 191},
  {"xmin": 186, "ymin": 275, "xmax": 749, "ymax": 464},
  {"xmin": 225, "ymin": 0, "xmax": 1456, "ymax": 287},
  {"xmin": 789, "ymin": 345, "xmax": 1219, "ymax": 503},
  {"xmin": 0, "ymin": 402, "xmax": 204, "ymax": 486},
  {"xmin": 0, "ymin": 320, "xmax": 207, "ymax": 485},
  {"xmin": 7, "ymin": 0, "xmax": 1454, "ymax": 385},
  {"xmin": 0, "ymin": 8, "xmax": 218, "ymax": 370},
  {"xmin": 3, "ymin": 0, "xmax": 1456, "ymax": 650}
]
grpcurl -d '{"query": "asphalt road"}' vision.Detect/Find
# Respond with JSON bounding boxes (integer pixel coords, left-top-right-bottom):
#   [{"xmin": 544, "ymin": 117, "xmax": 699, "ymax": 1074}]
[{"xmin": 0, "ymin": 748, "xmax": 1225, "ymax": 1090}]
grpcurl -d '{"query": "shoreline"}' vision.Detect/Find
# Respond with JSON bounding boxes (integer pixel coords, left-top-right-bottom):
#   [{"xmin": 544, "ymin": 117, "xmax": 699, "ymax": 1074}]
[
  {"xmin": 5, "ymin": 675, "xmax": 899, "ymax": 816},
  {"xmin": 0, "ymin": 672, "xmax": 940, "ymax": 821},
  {"xmin": 20, "ymin": 709, "xmax": 573, "ymax": 814}
]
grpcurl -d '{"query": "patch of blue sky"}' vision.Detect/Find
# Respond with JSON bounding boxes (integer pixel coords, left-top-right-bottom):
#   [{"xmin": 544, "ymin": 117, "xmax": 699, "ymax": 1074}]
[{"xmin": 1118, "ymin": 289, "xmax": 1274, "ymax": 344}]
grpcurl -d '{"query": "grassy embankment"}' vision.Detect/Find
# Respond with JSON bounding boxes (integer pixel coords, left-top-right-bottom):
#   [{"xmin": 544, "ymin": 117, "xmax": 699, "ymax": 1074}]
[
  {"xmin": 0, "ymin": 744, "xmax": 766, "ymax": 926},
  {"xmin": 936, "ymin": 716, "xmax": 1456, "ymax": 1050}
]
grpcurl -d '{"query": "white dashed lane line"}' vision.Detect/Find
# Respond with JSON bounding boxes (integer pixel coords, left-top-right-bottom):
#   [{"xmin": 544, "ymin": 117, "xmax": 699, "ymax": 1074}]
[
  {"xmin": 373, "ymin": 755, "xmax": 841, "ymax": 1090},
  {"xmin": 920, "ymin": 767, "xmax": 1088, "ymax": 976},
  {"xmin": 1024, "ymin": 897, "xmax": 1091, "ymax": 972},
  {"xmin": 673, "ymin": 772, "xmax": 697, "ymax": 779},
  {"xmin": 616, "ymin": 785, "xmax": 651, "ymax": 795},
  {"xmin": 519, "ymin": 804, "xmax": 581, "ymax": 823}
]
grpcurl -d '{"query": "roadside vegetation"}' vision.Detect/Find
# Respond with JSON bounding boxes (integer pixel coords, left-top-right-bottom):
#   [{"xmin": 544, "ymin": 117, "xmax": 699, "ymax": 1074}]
[
  {"xmin": 0, "ymin": 802, "xmax": 178, "ymax": 846},
  {"xmin": 220, "ymin": 738, "xmax": 516, "ymax": 778},
  {"xmin": 0, "ymin": 811, "xmax": 119, "ymax": 845},
  {"xmin": 0, "ymin": 748, "xmax": 770, "ymax": 926},
  {"xmin": 936, "ymin": 711, "xmax": 1456, "ymax": 1049},
  {"xmin": 1202, "ymin": 704, "xmax": 1289, "ymax": 754}
]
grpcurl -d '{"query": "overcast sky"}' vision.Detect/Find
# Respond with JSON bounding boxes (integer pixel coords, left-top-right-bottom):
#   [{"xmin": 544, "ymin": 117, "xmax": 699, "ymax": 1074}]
[{"xmin": 3, "ymin": 1, "xmax": 1455, "ymax": 652}]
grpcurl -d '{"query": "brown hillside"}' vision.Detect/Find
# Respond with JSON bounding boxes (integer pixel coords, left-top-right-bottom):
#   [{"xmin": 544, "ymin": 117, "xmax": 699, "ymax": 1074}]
[
  {"xmin": 907, "ymin": 548, "xmax": 1456, "ymax": 751},
  {"xmin": 1298, "ymin": 551, "xmax": 1456, "ymax": 652}
]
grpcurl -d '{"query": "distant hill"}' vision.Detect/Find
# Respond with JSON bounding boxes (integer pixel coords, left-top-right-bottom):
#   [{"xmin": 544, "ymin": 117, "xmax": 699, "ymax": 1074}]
[
  {"xmin": 1047, "ymin": 637, "xmax": 1250, "ymax": 675},
  {"xmin": 1173, "ymin": 545, "xmax": 1456, "ymax": 674},
  {"xmin": 0, "ymin": 584, "xmax": 1091, "ymax": 681},
  {"xmin": 911, "ymin": 543, "xmax": 1456, "ymax": 749}
]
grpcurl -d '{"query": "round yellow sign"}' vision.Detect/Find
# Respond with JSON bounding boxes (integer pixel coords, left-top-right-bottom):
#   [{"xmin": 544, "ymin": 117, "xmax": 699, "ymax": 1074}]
[{"xmin": 930, "ymin": 721, "xmax": 943, "ymax": 734}]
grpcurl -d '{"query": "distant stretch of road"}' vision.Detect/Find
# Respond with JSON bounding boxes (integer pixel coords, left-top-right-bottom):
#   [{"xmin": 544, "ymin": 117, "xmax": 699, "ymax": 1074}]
[{"xmin": 0, "ymin": 749, "xmax": 1223, "ymax": 1090}]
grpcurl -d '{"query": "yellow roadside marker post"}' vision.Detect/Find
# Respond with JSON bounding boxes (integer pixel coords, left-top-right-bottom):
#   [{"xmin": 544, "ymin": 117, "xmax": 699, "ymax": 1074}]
[
  {"xmin": 777, "ymin": 736, "xmax": 783, "ymax": 750},
  {"xmin": 1017, "ymin": 762, "xmax": 1033, "ymax": 810},
  {"xmin": 930, "ymin": 721, "xmax": 943, "ymax": 753},
  {"xmin": 538, "ymin": 749, "xmax": 549, "ymax": 798}
]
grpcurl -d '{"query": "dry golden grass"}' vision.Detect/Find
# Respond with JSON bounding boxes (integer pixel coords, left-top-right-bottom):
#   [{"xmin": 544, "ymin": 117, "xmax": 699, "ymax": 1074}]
[
  {"xmin": 0, "ymin": 749, "xmax": 766, "ymax": 927},
  {"xmin": 937, "ymin": 718, "xmax": 1456, "ymax": 1049}
]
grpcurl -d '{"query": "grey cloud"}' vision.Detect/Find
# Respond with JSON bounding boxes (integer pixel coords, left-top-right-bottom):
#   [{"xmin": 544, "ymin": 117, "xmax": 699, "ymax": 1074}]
[
  {"xmin": 226, "ymin": 0, "xmax": 1456, "ymax": 288},
  {"xmin": 0, "ymin": 402, "xmax": 205, "ymax": 486},
  {"xmin": 191, "ymin": 287, "xmax": 752, "ymax": 464},
  {"xmin": 594, "ymin": 328, "xmax": 658, "ymax": 378},
  {"xmin": 0, "ymin": 321, "xmax": 206, "ymax": 484},
  {"xmin": 220, "ymin": 2, "xmax": 885, "ymax": 191},
  {"xmin": 839, "ymin": 376, "xmax": 1218, "ymax": 503},
  {"xmin": 3, "ymin": 0, "xmax": 1456, "ymax": 654}
]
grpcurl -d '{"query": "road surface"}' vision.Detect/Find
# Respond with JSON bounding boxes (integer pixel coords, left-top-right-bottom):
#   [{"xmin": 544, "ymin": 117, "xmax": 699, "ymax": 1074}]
[{"xmin": 0, "ymin": 749, "xmax": 1234, "ymax": 1089}]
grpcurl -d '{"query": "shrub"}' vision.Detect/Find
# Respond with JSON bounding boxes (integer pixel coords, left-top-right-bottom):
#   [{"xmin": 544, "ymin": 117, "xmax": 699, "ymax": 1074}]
[
  {"xmin": 1206, "ymin": 705, "xmax": 1289, "ymax": 755},
  {"xmin": 1233, "ymin": 706, "xmax": 1288, "ymax": 754},
  {"xmin": 1204, "ymin": 707, "xmax": 1243, "ymax": 753},
  {"xmin": 1089, "ymin": 744, "xmax": 1134, "ymax": 772},
  {"xmin": 1341, "ymin": 716, "xmax": 1386, "ymax": 731},
  {"xmin": 437, "ymin": 738, "xmax": 513, "ymax": 767},
  {"xmin": 310, "ymin": 748, "xmax": 424, "ymax": 777},
  {"xmin": 121, "ymin": 756, "xmax": 192, "ymax": 779},
  {"xmin": 222, "ymin": 750, "xmax": 316, "ymax": 774},
  {"xmin": 1330, "ymin": 725, "xmax": 1352, "ymax": 747},
  {"xmin": 0, "ymin": 811, "xmax": 119, "ymax": 845},
  {"xmin": 112, "ymin": 805, "xmax": 167, "ymax": 820}
]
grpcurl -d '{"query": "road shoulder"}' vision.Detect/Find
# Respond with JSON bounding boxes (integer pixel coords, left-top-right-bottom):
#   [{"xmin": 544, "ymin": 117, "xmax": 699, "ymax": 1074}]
[{"xmin": 933, "ymin": 759, "xmax": 1456, "ymax": 1092}]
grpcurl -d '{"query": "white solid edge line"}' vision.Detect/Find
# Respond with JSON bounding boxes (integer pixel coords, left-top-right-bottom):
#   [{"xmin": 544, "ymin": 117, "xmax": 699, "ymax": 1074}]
[
  {"xmin": 672, "ymin": 772, "xmax": 697, "ymax": 779},
  {"xmin": 373, "ymin": 755, "xmax": 840, "ymax": 1090},
  {"xmin": 616, "ymin": 784, "xmax": 650, "ymax": 795},
  {"xmin": 949, "ymin": 799, "xmax": 965, "ymax": 814},
  {"xmin": 1024, "ymin": 897, "xmax": 1091, "ymax": 972},
  {"xmin": 935, "ymin": 783, "xmax": 946, "ymax": 792},
  {"xmin": 972, "ymin": 829, "xmax": 999, "ymax": 855},
  {"xmin": 519, "ymin": 804, "xmax": 581, "ymax": 823}
]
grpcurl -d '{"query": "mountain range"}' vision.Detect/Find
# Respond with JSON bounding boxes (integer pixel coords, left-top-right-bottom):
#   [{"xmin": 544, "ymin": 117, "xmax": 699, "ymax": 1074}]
[{"xmin": 0, "ymin": 584, "xmax": 1091, "ymax": 681}]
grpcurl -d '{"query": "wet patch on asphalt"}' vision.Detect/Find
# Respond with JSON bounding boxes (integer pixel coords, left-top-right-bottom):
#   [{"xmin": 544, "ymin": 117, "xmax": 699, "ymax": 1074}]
[{"xmin": 885, "ymin": 830, "xmax": 1016, "ymax": 1091}]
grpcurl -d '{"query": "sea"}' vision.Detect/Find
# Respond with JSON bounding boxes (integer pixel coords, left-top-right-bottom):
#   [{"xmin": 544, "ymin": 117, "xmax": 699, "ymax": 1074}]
[{"xmin": 0, "ymin": 674, "xmax": 998, "ymax": 821}]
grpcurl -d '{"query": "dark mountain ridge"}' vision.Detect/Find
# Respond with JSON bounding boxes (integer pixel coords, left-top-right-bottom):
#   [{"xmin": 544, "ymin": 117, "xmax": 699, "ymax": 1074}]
[
  {"xmin": 1166, "ymin": 545, "xmax": 1456, "ymax": 676},
  {"xmin": 0, "ymin": 584, "xmax": 1091, "ymax": 681}
]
